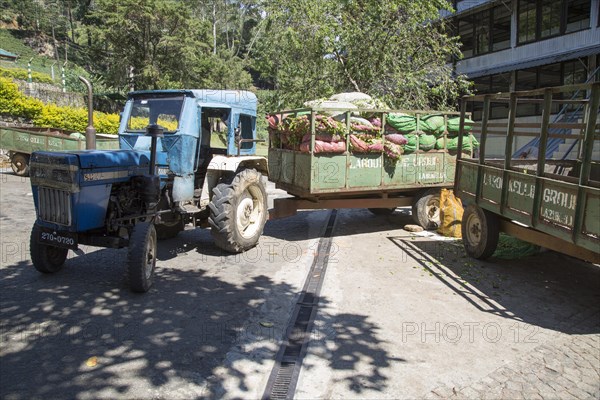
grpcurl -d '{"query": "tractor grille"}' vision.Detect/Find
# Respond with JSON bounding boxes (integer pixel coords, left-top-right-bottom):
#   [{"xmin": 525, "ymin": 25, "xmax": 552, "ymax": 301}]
[{"xmin": 38, "ymin": 187, "xmax": 72, "ymax": 226}]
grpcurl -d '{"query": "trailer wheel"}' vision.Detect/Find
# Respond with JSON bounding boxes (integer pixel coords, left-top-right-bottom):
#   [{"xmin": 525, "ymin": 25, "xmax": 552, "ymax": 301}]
[
  {"xmin": 127, "ymin": 222, "xmax": 157, "ymax": 292},
  {"xmin": 156, "ymin": 213, "xmax": 183, "ymax": 240},
  {"xmin": 412, "ymin": 188, "xmax": 441, "ymax": 230},
  {"xmin": 461, "ymin": 204, "xmax": 499, "ymax": 260},
  {"xmin": 209, "ymin": 169, "xmax": 268, "ymax": 253},
  {"xmin": 368, "ymin": 208, "xmax": 396, "ymax": 215},
  {"xmin": 30, "ymin": 224, "xmax": 68, "ymax": 273},
  {"xmin": 11, "ymin": 153, "xmax": 30, "ymax": 177}
]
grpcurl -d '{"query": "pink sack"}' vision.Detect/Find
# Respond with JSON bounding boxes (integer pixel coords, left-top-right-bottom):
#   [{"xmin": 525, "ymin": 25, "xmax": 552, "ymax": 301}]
[
  {"xmin": 385, "ymin": 133, "xmax": 408, "ymax": 145},
  {"xmin": 368, "ymin": 142, "xmax": 384, "ymax": 152},
  {"xmin": 350, "ymin": 134, "xmax": 369, "ymax": 152}
]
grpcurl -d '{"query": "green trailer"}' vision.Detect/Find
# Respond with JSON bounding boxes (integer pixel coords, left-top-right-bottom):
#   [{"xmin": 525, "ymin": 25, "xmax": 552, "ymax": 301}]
[
  {"xmin": 455, "ymin": 82, "xmax": 600, "ymax": 263},
  {"xmin": 0, "ymin": 126, "xmax": 119, "ymax": 176},
  {"xmin": 268, "ymin": 107, "xmax": 475, "ymax": 229}
]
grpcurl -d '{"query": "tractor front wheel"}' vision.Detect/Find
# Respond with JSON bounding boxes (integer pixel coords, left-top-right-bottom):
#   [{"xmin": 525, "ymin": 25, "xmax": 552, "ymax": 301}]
[
  {"xmin": 30, "ymin": 223, "xmax": 68, "ymax": 273},
  {"xmin": 127, "ymin": 222, "xmax": 157, "ymax": 292},
  {"xmin": 209, "ymin": 169, "xmax": 268, "ymax": 253}
]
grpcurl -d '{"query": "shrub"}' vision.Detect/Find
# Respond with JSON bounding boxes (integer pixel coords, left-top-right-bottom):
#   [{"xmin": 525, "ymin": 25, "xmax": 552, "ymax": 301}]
[
  {"xmin": 93, "ymin": 111, "xmax": 120, "ymax": 134},
  {"xmin": 0, "ymin": 67, "xmax": 54, "ymax": 84},
  {"xmin": 0, "ymin": 76, "xmax": 120, "ymax": 134},
  {"xmin": 1, "ymin": 77, "xmax": 178, "ymax": 135},
  {"xmin": 0, "ymin": 77, "xmax": 44, "ymax": 118}
]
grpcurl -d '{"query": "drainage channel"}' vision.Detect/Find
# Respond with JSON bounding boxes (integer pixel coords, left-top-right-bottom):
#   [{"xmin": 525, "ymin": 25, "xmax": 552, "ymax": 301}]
[{"xmin": 262, "ymin": 209, "xmax": 338, "ymax": 400}]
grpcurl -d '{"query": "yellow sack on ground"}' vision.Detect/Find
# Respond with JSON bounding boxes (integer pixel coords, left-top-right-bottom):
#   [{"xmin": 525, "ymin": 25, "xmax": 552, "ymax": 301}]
[{"xmin": 437, "ymin": 189, "xmax": 464, "ymax": 238}]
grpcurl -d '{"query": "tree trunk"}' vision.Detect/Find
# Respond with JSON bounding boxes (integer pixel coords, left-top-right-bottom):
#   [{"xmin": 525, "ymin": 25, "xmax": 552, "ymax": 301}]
[
  {"xmin": 212, "ymin": 2, "xmax": 217, "ymax": 55},
  {"xmin": 67, "ymin": 2, "xmax": 76, "ymax": 44},
  {"xmin": 52, "ymin": 26, "xmax": 60, "ymax": 63}
]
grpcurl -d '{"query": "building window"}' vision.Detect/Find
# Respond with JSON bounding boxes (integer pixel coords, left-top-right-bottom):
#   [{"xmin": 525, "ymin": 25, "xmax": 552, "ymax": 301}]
[
  {"xmin": 562, "ymin": 59, "xmax": 588, "ymax": 85},
  {"xmin": 566, "ymin": 0, "xmax": 591, "ymax": 33},
  {"xmin": 518, "ymin": 0, "xmax": 537, "ymax": 43},
  {"xmin": 515, "ymin": 59, "xmax": 589, "ymax": 116},
  {"xmin": 457, "ymin": 5, "xmax": 512, "ymax": 58},
  {"xmin": 492, "ymin": 5, "xmax": 512, "ymax": 51},
  {"xmin": 459, "ymin": 16, "xmax": 474, "ymax": 58},
  {"xmin": 540, "ymin": 0, "xmax": 562, "ymax": 38},
  {"xmin": 470, "ymin": 73, "xmax": 511, "ymax": 119},
  {"xmin": 518, "ymin": 0, "xmax": 591, "ymax": 44}
]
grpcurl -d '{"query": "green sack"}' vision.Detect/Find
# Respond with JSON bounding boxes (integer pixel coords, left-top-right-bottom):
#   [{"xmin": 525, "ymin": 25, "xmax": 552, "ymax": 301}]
[
  {"xmin": 419, "ymin": 134, "xmax": 436, "ymax": 151},
  {"xmin": 447, "ymin": 116, "xmax": 474, "ymax": 132},
  {"xmin": 403, "ymin": 134, "xmax": 418, "ymax": 153},
  {"xmin": 435, "ymin": 134, "xmax": 480, "ymax": 151},
  {"xmin": 387, "ymin": 113, "xmax": 417, "ymax": 133},
  {"xmin": 421, "ymin": 114, "xmax": 446, "ymax": 133},
  {"xmin": 418, "ymin": 114, "xmax": 476, "ymax": 135}
]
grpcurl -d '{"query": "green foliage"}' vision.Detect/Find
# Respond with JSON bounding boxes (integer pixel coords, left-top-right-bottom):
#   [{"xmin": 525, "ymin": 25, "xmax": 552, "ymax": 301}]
[
  {"xmin": 1, "ymin": 0, "xmax": 471, "ymax": 112},
  {"xmin": 0, "ymin": 76, "xmax": 120, "ymax": 133},
  {"xmin": 253, "ymin": 0, "xmax": 470, "ymax": 110},
  {"xmin": 0, "ymin": 66, "xmax": 54, "ymax": 84},
  {"xmin": 93, "ymin": 112, "xmax": 120, "ymax": 135},
  {"xmin": 32, "ymin": 102, "xmax": 88, "ymax": 131},
  {"xmin": 0, "ymin": 77, "xmax": 44, "ymax": 118}
]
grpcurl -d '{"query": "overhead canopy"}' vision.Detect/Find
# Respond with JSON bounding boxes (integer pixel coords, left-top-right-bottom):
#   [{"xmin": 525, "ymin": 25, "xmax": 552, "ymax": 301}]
[{"xmin": 0, "ymin": 49, "xmax": 18, "ymax": 60}]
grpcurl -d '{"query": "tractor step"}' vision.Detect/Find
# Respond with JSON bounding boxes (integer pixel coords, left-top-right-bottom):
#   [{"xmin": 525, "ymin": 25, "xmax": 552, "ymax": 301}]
[{"xmin": 178, "ymin": 203, "xmax": 202, "ymax": 214}]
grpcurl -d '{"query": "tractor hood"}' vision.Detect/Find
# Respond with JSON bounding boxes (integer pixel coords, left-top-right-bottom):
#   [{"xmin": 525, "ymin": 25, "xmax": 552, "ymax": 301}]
[
  {"xmin": 71, "ymin": 149, "xmax": 151, "ymax": 169},
  {"xmin": 30, "ymin": 149, "xmax": 168, "ymax": 191},
  {"xmin": 31, "ymin": 149, "xmax": 168, "ymax": 170}
]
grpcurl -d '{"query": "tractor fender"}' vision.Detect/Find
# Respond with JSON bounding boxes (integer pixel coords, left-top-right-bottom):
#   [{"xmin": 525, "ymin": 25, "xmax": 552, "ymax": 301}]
[
  {"xmin": 199, "ymin": 155, "xmax": 268, "ymax": 208},
  {"xmin": 207, "ymin": 155, "xmax": 268, "ymax": 175}
]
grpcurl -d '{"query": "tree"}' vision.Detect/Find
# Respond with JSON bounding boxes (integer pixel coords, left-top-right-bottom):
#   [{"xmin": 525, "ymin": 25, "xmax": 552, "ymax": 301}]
[
  {"xmin": 83, "ymin": 0, "xmax": 253, "ymax": 91},
  {"xmin": 251, "ymin": 0, "xmax": 470, "ymax": 110}
]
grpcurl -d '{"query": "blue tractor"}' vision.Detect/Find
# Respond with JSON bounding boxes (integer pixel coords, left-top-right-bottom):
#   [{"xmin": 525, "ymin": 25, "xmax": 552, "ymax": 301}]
[{"xmin": 29, "ymin": 90, "xmax": 269, "ymax": 292}]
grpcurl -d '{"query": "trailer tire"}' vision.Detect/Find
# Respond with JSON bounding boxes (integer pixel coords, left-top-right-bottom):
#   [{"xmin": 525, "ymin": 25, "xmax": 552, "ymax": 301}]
[
  {"xmin": 156, "ymin": 213, "xmax": 183, "ymax": 240},
  {"xmin": 209, "ymin": 169, "xmax": 267, "ymax": 253},
  {"xmin": 368, "ymin": 208, "xmax": 396, "ymax": 215},
  {"xmin": 127, "ymin": 222, "xmax": 157, "ymax": 293},
  {"xmin": 30, "ymin": 224, "xmax": 68, "ymax": 273},
  {"xmin": 11, "ymin": 153, "xmax": 30, "ymax": 177},
  {"xmin": 412, "ymin": 188, "xmax": 441, "ymax": 230},
  {"xmin": 461, "ymin": 204, "xmax": 499, "ymax": 260}
]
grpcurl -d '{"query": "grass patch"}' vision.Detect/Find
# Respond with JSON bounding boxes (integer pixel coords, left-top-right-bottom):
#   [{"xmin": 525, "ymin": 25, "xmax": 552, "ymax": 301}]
[{"xmin": 0, "ymin": 29, "xmax": 56, "ymax": 77}]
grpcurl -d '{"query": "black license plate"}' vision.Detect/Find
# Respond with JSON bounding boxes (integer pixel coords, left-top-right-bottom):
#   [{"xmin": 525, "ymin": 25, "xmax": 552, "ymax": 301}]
[{"xmin": 38, "ymin": 228, "xmax": 77, "ymax": 249}]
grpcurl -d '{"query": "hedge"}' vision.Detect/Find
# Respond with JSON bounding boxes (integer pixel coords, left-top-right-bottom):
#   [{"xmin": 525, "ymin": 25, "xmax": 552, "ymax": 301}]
[
  {"xmin": 0, "ymin": 67, "xmax": 54, "ymax": 84},
  {"xmin": 0, "ymin": 77, "xmax": 121, "ymax": 134}
]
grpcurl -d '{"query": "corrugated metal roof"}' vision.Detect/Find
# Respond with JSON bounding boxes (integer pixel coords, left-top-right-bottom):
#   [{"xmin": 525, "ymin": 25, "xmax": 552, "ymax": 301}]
[
  {"xmin": 0, "ymin": 49, "xmax": 18, "ymax": 58},
  {"xmin": 464, "ymin": 45, "xmax": 600, "ymax": 78},
  {"xmin": 452, "ymin": 0, "xmax": 504, "ymax": 17}
]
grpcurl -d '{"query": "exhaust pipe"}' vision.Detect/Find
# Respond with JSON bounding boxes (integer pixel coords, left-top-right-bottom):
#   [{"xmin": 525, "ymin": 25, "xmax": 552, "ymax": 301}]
[{"xmin": 78, "ymin": 76, "xmax": 96, "ymax": 150}]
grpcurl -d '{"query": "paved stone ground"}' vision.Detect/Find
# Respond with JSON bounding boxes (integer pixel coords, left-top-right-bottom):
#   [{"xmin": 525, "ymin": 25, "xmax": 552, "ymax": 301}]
[
  {"xmin": 421, "ymin": 255, "xmax": 600, "ymax": 400},
  {"xmin": 426, "ymin": 332, "xmax": 600, "ymax": 400}
]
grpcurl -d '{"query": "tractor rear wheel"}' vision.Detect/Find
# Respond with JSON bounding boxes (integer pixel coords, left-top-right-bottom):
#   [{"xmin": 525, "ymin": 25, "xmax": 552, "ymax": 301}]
[
  {"xmin": 127, "ymin": 222, "xmax": 157, "ymax": 292},
  {"xmin": 30, "ymin": 223, "xmax": 68, "ymax": 273},
  {"xmin": 209, "ymin": 169, "xmax": 268, "ymax": 253}
]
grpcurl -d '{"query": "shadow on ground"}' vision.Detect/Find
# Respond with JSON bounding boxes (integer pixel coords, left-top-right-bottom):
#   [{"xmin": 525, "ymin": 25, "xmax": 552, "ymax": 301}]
[
  {"xmin": 0, "ymin": 216, "xmax": 399, "ymax": 399},
  {"xmin": 389, "ymin": 235, "xmax": 600, "ymax": 335}
]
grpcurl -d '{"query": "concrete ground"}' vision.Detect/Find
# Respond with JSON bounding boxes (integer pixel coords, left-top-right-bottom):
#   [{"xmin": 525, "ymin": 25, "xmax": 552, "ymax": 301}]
[
  {"xmin": 296, "ymin": 210, "xmax": 600, "ymax": 400},
  {"xmin": 0, "ymin": 170, "xmax": 599, "ymax": 399}
]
